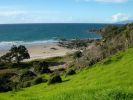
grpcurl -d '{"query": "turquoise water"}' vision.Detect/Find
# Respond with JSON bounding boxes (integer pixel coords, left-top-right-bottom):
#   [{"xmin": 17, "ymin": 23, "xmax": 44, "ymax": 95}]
[{"xmin": 0, "ymin": 23, "xmax": 106, "ymax": 49}]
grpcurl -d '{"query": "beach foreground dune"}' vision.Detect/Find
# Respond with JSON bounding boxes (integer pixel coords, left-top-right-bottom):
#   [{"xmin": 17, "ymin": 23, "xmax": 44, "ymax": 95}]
[{"xmin": 0, "ymin": 43, "xmax": 76, "ymax": 61}]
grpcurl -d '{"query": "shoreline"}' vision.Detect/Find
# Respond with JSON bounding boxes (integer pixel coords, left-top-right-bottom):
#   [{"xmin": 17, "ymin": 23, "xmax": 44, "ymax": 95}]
[
  {"xmin": 0, "ymin": 43, "xmax": 76, "ymax": 61},
  {"xmin": 0, "ymin": 38, "xmax": 99, "ymax": 61}
]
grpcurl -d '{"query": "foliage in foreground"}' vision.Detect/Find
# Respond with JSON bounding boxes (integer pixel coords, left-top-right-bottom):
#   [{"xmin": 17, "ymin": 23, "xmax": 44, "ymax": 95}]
[
  {"xmin": 0, "ymin": 45, "xmax": 30, "ymax": 65},
  {"xmin": 33, "ymin": 61, "xmax": 50, "ymax": 74},
  {"xmin": 73, "ymin": 23, "xmax": 133, "ymax": 69},
  {"xmin": 48, "ymin": 74, "xmax": 62, "ymax": 85},
  {"xmin": 0, "ymin": 23, "xmax": 133, "ymax": 99},
  {"xmin": 32, "ymin": 77, "xmax": 47, "ymax": 85},
  {"xmin": 65, "ymin": 69, "xmax": 76, "ymax": 76},
  {"xmin": 0, "ymin": 48, "xmax": 133, "ymax": 100}
]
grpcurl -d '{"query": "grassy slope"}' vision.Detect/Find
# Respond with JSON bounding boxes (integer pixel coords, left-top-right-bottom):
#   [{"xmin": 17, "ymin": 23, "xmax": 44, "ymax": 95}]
[{"xmin": 0, "ymin": 48, "xmax": 133, "ymax": 100}]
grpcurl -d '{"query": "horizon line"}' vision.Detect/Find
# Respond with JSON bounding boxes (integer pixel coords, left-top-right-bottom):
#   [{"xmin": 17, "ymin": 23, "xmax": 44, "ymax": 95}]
[{"xmin": 0, "ymin": 22, "xmax": 114, "ymax": 25}]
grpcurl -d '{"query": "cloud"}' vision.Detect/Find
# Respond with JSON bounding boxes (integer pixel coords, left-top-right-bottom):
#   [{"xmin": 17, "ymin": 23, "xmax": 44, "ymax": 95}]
[
  {"xmin": 76, "ymin": 0, "xmax": 128, "ymax": 3},
  {"xmin": 0, "ymin": 10, "xmax": 27, "ymax": 17},
  {"xmin": 112, "ymin": 13, "xmax": 129, "ymax": 22},
  {"xmin": 0, "ymin": 9, "xmax": 80, "ymax": 23}
]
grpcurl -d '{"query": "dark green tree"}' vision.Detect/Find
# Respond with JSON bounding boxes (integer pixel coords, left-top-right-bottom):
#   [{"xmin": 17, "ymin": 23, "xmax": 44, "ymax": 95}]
[
  {"xmin": 10, "ymin": 45, "xmax": 30, "ymax": 63},
  {"xmin": 0, "ymin": 45, "xmax": 30, "ymax": 64}
]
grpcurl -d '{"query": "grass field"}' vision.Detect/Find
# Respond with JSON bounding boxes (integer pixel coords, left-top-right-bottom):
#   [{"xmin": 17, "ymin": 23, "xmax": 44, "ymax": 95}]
[{"xmin": 0, "ymin": 48, "xmax": 133, "ymax": 100}]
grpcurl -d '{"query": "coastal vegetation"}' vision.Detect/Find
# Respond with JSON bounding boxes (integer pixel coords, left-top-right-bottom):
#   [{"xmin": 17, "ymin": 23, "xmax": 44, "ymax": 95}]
[
  {"xmin": 0, "ymin": 46, "xmax": 133, "ymax": 100},
  {"xmin": 0, "ymin": 45, "xmax": 30, "ymax": 64},
  {"xmin": 0, "ymin": 23, "xmax": 133, "ymax": 99}
]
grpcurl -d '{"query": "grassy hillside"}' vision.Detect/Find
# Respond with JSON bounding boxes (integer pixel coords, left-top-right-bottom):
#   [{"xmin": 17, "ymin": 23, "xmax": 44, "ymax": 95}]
[{"xmin": 0, "ymin": 48, "xmax": 133, "ymax": 100}]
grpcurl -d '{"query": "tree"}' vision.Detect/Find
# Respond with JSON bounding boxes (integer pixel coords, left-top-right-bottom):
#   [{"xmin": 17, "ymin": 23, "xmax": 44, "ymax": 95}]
[
  {"xmin": 10, "ymin": 45, "xmax": 30, "ymax": 63},
  {"xmin": 0, "ymin": 45, "xmax": 30, "ymax": 64}
]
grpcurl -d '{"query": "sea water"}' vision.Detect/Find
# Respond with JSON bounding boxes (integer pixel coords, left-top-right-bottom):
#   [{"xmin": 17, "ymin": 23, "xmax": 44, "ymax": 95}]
[{"xmin": 0, "ymin": 23, "xmax": 106, "ymax": 50}]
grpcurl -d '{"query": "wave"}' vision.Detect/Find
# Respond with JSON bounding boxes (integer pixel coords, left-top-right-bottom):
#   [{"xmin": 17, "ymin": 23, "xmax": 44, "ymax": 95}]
[{"xmin": 0, "ymin": 40, "xmax": 58, "ymax": 50}]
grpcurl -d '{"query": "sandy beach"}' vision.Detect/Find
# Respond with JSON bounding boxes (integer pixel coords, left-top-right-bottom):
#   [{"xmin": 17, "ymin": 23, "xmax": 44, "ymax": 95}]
[{"xmin": 0, "ymin": 43, "xmax": 76, "ymax": 61}]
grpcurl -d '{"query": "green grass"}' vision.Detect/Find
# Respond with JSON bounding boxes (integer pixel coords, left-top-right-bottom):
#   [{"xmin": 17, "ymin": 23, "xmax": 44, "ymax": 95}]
[{"xmin": 0, "ymin": 48, "xmax": 133, "ymax": 100}]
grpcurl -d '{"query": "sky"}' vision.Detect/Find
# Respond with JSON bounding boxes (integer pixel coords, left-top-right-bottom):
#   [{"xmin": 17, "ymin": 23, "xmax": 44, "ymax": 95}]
[{"xmin": 0, "ymin": 0, "xmax": 132, "ymax": 24}]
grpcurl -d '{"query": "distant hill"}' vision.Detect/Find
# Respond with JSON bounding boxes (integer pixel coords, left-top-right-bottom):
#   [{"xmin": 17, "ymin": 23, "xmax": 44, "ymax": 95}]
[{"xmin": 116, "ymin": 20, "xmax": 133, "ymax": 24}]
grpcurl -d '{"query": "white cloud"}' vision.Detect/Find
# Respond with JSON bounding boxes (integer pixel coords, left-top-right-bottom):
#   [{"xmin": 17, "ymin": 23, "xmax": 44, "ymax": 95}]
[
  {"xmin": 76, "ymin": 0, "xmax": 128, "ymax": 3},
  {"xmin": 0, "ymin": 10, "xmax": 27, "ymax": 17},
  {"xmin": 112, "ymin": 13, "xmax": 129, "ymax": 22},
  {"xmin": 0, "ymin": 10, "xmax": 81, "ymax": 23}
]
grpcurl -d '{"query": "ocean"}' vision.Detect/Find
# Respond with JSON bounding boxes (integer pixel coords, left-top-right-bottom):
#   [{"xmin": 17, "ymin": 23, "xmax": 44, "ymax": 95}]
[{"xmin": 0, "ymin": 23, "xmax": 106, "ymax": 50}]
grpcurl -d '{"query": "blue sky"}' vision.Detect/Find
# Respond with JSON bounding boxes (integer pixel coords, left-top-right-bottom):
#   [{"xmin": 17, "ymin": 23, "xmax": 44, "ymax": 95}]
[{"xmin": 0, "ymin": 0, "xmax": 132, "ymax": 23}]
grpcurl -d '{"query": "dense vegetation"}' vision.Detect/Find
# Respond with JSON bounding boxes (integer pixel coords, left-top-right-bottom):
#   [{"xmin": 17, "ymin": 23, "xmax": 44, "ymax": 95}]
[
  {"xmin": 72, "ymin": 23, "xmax": 133, "ymax": 69},
  {"xmin": 0, "ymin": 45, "xmax": 30, "ymax": 64},
  {"xmin": 0, "ymin": 46, "xmax": 133, "ymax": 100},
  {"xmin": 0, "ymin": 23, "xmax": 133, "ymax": 99}
]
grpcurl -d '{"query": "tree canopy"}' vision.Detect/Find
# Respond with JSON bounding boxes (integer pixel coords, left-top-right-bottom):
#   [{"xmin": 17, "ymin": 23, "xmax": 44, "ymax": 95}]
[{"xmin": 0, "ymin": 45, "xmax": 30, "ymax": 64}]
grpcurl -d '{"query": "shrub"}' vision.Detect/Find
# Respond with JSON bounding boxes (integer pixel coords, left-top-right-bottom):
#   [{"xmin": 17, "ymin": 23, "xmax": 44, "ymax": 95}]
[
  {"xmin": 74, "ymin": 45, "xmax": 103, "ymax": 68},
  {"xmin": 0, "ymin": 72, "xmax": 18, "ymax": 92},
  {"xmin": 73, "ymin": 51, "xmax": 82, "ymax": 59},
  {"xmin": 33, "ymin": 61, "xmax": 50, "ymax": 74},
  {"xmin": 52, "ymin": 68, "xmax": 66, "ymax": 76},
  {"xmin": 66, "ymin": 69, "xmax": 76, "ymax": 76},
  {"xmin": 20, "ymin": 71, "xmax": 37, "ymax": 82},
  {"xmin": 33, "ymin": 77, "xmax": 43, "ymax": 85},
  {"xmin": 48, "ymin": 74, "xmax": 62, "ymax": 85},
  {"xmin": 22, "ymin": 81, "xmax": 31, "ymax": 88},
  {"xmin": 57, "ymin": 68, "xmax": 66, "ymax": 72},
  {"xmin": 0, "ymin": 62, "xmax": 6, "ymax": 69}
]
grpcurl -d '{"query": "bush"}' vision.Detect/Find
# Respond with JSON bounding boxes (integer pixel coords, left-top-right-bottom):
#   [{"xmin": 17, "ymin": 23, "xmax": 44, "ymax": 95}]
[
  {"xmin": 73, "ymin": 45, "xmax": 103, "ymax": 68},
  {"xmin": 32, "ymin": 77, "xmax": 47, "ymax": 85},
  {"xmin": 20, "ymin": 71, "xmax": 37, "ymax": 82},
  {"xmin": 0, "ymin": 72, "xmax": 18, "ymax": 92},
  {"xmin": 33, "ymin": 61, "xmax": 50, "ymax": 74},
  {"xmin": 52, "ymin": 68, "xmax": 66, "ymax": 76},
  {"xmin": 22, "ymin": 81, "xmax": 31, "ymax": 88},
  {"xmin": 48, "ymin": 74, "xmax": 62, "ymax": 85},
  {"xmin": 57, "ymin": 68, "xmax": 66, "ymax": 72},
  {"xmin": 15, "ymin": 81, "xmax": 32, "ymax": 89},
  {"xmin": 66, "ymin": 69, "xmax": 76, "ymax": 76},
  {"xmin": 73, "ymin": 51, "xmax": 82, "ymax": 59}
]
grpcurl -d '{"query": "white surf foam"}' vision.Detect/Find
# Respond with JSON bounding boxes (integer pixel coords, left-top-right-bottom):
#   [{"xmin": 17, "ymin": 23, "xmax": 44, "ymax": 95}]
[{"xmin": 0, "ymin": 40, "xmax": 58, "ymax": 50}]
